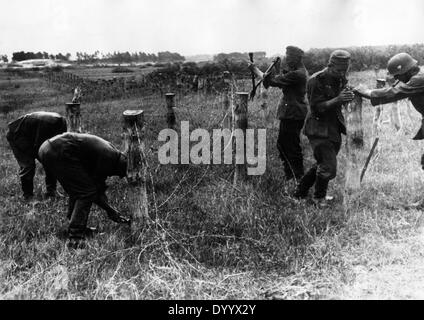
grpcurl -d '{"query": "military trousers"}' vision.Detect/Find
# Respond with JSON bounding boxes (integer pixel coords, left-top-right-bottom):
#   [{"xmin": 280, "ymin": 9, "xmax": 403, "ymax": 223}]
[
  {"xmin": 6, "ymin": 132, "xmax": 56, "ymax": 197},
  {"xmin": 296, "ymin": 138, "xmax": 341, "ymax": 199},
  {"xmin": 38, "ymin": 141, "xmax": 98, "ymax": 239},
  {"xmin": 277, "ymin": 119, "xmax": 305, "ymax": 180}
]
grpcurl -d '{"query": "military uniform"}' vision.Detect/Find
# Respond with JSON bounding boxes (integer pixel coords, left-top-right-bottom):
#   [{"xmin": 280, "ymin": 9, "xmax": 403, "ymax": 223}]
[
  {"xmin": 295, "ymin": 50, "xmax": 351, "ymax": 200},
  {"xmin": 370, "ymin": 71, "xmax": 424, "ymax": 139},
  {"xmin": 263, "ymin": 46, "xmax": 308, "ymax": 180},
  {"xmin": 38, "ymin": 133, "xmax": 128, "ymax": 241},
  {"xmin": 6, "ymin": 111, "xmax": 67, "ymax": 199}
]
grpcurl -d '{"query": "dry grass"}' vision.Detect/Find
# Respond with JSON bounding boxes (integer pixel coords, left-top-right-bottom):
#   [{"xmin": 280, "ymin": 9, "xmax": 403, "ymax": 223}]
[{"xmin": 1, "ymin": 69, "xmax": 424, "ymax": 300}]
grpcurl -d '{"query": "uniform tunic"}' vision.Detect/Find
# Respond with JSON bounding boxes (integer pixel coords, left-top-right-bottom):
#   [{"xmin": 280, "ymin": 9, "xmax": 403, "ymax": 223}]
[
  {"xmin": 38, "ymin": 133, "xmax": 127, "ymax": 238},
  {"xmin": 6, "ymin": 111, "xmax": 67, "ymax": 196},
  {"xmin": 299, "ymin": 67, "xmax": 348, "ymax": 198},
  {"xmin": 263, "ymin": 65, "xmax": 308, "ymax": 179},
  {"xmin": 38, "ymin": 132, "xmax": 126, "ymax": 197}
]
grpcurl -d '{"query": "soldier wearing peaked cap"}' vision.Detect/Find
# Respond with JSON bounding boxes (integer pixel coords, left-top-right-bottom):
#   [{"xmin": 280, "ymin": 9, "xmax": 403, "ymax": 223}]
[
  {"xmin": 250, "ymin": 45, "xmax": 309, "ymax": 181},
  {"xmin": 294, "ymin": 49, "xmax": 355, "ymax": 207},
  {"xmin": 6, "ymin": 111, "xmax": 67, "ymax": 200}
]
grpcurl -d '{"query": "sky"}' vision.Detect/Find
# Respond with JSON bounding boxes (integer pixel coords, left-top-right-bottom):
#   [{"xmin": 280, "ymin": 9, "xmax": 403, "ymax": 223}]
[{"xmin": 1, "ymin": 0, "xmax": 424, "ymax": 59}]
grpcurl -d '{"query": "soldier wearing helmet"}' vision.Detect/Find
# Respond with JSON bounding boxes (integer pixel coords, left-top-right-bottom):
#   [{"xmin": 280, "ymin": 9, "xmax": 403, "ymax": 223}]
[
  {"xmin": 355, "ymin": 52, "xmax": 424, "ymax": 140},
  {"xmin": 355, "ymin": 52, "xmax": 424, "ymax": 208},
  {"xmin": 294, "ymin": 50, "xmax": 355, "ymax": 207}
]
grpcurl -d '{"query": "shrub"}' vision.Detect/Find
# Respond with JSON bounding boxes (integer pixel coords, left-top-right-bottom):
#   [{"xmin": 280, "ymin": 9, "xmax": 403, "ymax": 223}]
[
  {"xmin": 111, "ymin": 66, "xmax": 134, "ymax": 73},
  {"xmin": 50, "ymin": 65, "xmax": 63, "ymax": 72}
]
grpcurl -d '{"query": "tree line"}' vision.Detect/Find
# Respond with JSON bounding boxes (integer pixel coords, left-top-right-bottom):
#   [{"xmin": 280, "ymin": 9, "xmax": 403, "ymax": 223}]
[
  {"xmin": 75, "ymin": 51, "xmax": 185, "ymax": 63},
  {"xmin": 11, "ymin": 51, "xmax": 72, "ymax": 62},
  {"xmin": 304, "ymin": 43, "xmax": 424, "ymax": 74},
  {"xmin": 4, "ymin": 43, "xmax": 424, "ymax": 72},
  {"xmin": 7, "ymin": 51, "xmax": 185, "ymax": 63},
  {"xmin": 209, "ymin": 44, "xmax": 424, "ymax": 74}
]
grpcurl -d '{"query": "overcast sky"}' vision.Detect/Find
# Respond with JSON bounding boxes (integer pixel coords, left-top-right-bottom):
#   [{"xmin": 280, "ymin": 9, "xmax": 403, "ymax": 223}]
[{"xmin": 1, "ymin": 0, "xmax": 423, "ymax": 58}]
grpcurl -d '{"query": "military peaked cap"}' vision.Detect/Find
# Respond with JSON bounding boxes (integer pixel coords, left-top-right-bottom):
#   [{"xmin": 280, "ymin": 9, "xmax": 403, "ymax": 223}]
[
  {"xmin": 286, "ymin": 46, "xmax": 304, "ymax": 57},
  {"xmin": 328, "ymin": 49, "xmax": 351, "ymax": 66}
]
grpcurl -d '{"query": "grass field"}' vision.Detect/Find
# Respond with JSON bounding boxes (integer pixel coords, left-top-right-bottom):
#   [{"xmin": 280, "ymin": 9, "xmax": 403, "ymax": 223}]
[
  {"xmin": 64, "ymin": 66, "xmax": 158, "ymax": 81},
  {"xmin": 1, "ymin": 69, "xmax": 424, "ymax": 300}
]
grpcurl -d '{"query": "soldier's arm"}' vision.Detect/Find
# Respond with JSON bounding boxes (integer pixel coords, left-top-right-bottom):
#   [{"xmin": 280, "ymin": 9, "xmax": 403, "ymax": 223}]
[
  {"xmin": 368, "ymin": 82, "xmax": 417, "ymax": 106},
  {"xmin": 94, "ymin": 193, "xmax": 130, "ymax": 224},
  {"xmin": 309, "ymin": 78, "xmax": 354, "ymax": 114},
  {"xmin": 263, "ymin": 70, "xmax": 304, "ymax": 89},
  {"xmin": 353, "ymin": 85, "xmax": 373, "ymax": 99}
]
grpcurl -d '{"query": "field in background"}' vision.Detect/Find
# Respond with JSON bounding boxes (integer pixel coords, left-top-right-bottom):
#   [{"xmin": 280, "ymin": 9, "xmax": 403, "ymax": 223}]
[
  {"xmin": 64, "ymin": 66, "xmax": 158, "ymax": 81},
  {"xmin": 1, "ymin": 69, "xmax": 424, "ymax": 299}
]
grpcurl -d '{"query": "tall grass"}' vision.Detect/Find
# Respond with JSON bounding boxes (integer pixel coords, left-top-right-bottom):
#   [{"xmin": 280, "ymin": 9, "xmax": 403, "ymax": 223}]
[{"xmin": 0, "ymin": 70, "xmax": 423, "ymax": 299}]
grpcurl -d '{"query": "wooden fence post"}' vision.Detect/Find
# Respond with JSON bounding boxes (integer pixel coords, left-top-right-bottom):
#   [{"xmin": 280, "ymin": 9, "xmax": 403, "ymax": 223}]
[
  {"xmin": 372, "ymin": 79, "xmax": 385, "ymax": 139},
  {"xmin": 344, "ymin": 94, "xmax": 364, "ymax": 210},
  {"xmin": 65, "ymin": 103, "xmax": 82, "ymax": 132},
  {"xmin": 233, "ymin": 92, "xmax": 249, "ymax": 185},
  {"xmin": 259, "ymin": 85, "xmax": 273, "ymax": 128},
  {"xmin": 385, "ymin": 76, "xmax": 403, "ymax": 133},
  {"xmin": 165, "ymin": 93, "xmax": 177, "ymax": 129},
  {"xmin": 404, "ymin": 99, "xmax": 416, "ymax": 128},
  {"xmin": 222, "ymin": 71, "xmax": 233, "ymax": 129},
  {"xmin": 370, "ymin": 79, "xmax": 386, "ymax": 161},
  {"xmin": 122, "ymin": 110, "xmax": 149, "ymax": 229},
  {"xmin": 390, "ymin": 101, "xmax": 403, "ymax": 133}
]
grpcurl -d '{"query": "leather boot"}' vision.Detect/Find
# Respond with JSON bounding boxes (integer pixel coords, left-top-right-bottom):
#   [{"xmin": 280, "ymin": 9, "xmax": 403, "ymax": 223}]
[
  {"xmin": 68, "ymin": 198, "xmax": 92, "ymax": 241},
  {"xmin": 44, "ymin": 168, "xmax": 57, "ymax": 198},
  {"xmin": 314, "ymin": 176, "xmax": 329, "ymax": 200},
  {"xmin": 293, "ymin": 166, "xmax": 317, "ymax": 199},
  {"xmin": 21, "ymin": 178, "xmax": 34, "ymax": 200}
]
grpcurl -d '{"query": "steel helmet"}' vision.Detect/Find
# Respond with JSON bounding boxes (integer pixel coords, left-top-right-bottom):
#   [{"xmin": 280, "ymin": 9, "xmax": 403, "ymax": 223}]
[{"xmin": 387, "ymin": 53, "xmax": 418, "ymax": 75}]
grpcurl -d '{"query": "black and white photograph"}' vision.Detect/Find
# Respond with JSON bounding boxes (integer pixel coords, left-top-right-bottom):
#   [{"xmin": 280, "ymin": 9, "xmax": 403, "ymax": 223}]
[{"xmin": 1, "ymin": 0, "xmax": 424, "ymax": 304}]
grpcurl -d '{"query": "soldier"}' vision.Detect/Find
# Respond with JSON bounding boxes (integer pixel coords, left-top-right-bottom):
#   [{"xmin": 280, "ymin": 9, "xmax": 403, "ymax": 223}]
[
  {"xmin": 294, "ymin": 50, "xmax": 355, "ymax": 206},
  {"xmin": 355, "ymin": 52, "xmax": 424, "ymax": 138},
  {"xmin": 354, "ymin": 52, "xmax": 424, "ymax": 206},
  {"xmin": 38, "ymin": 132, "xmax": 131, "ymax": 249},
  {"xmin": 261, "ymin": 46, "xmax": 309, "ymax": 181},
  {"xmin": 6, "ymin": 111, "xmax": 67, "ymax": 200}
]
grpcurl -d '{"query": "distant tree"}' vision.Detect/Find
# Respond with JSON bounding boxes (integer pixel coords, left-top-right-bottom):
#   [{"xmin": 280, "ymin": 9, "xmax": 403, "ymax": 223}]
[
  {"xmin": 1, "ymin": 55, "xmax": 8, "ymax": 63},
  {"xmin": 12, "ymin": 51, "xmax": 28, "ymax": 61},
  {"xmin": 181, "ymin": 62, "xmax": 199, "ymax": 75},
  {"xmin": 76, "ymin": 52, "xmax": 82, "ymax": 62},
  {"xmin": 55, "ymin": 53, "xmax": 66, "ymax": 60},
  {"xmin": 158, "ymin": 51, "xmax": 185, "ymax": 62}
]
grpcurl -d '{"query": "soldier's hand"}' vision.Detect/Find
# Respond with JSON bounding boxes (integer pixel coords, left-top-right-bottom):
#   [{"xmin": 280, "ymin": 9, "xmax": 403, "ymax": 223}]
[
  {"xmin": 353, "ymin": 85, "xmax": 372, "ymax": 99},
  {"xmin": 262, "ymin": 71, "xmax": 271, "ymax": 79},
  {"xmin": 337, "ymin": 89, "xmax": 355, "ymax": 103}
]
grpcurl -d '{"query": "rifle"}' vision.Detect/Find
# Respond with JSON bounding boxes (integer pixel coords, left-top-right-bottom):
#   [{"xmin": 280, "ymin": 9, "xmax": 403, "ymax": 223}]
[
  {"xmin": 249, "ymin": 57, "xmax": 281, "ymax": 100},
  {"xmin": 248, "ymin": 53, "xmax": 256, "ymax": 101}
]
